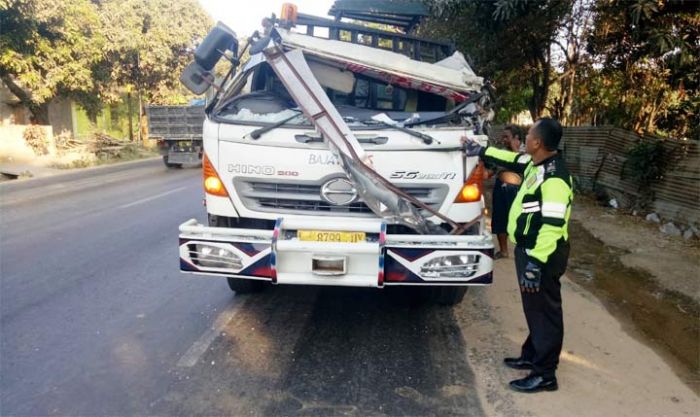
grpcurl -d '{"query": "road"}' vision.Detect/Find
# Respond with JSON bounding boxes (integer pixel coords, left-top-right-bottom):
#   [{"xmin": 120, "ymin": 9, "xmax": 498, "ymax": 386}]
[
  {"xmin": 0, "ymin": 160, "xmax": 483, "ymax": 416},
  {"xmin": 1, "ymin": 160, "xmax": 697, "ymax": 417}
]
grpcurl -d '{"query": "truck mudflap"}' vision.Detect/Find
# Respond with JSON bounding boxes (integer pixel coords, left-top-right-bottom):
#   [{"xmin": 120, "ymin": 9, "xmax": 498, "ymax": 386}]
[
  {"xmin": 179, "ymin": 218, "xmax": 493, "ymax": 287},
  {"xmin": 166, "ymin": 149, "xmax": 201, "ymax": 165}
]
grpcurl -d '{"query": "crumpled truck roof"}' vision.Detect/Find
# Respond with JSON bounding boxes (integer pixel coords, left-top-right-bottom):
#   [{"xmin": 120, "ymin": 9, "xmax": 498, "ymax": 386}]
[{"xmin": 275, "ymin": 28, "xmax": 483, "ymax": 100}]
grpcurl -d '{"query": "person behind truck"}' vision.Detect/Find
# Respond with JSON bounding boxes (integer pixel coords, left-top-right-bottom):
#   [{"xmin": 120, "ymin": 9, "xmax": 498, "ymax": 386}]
[
  {"xmin": 463, "ymin": 118, "xmax": 573, "ymax": 393},
  {"xmin": 491, "ymin": 124, "xmax": 525, "ymax": 259}
]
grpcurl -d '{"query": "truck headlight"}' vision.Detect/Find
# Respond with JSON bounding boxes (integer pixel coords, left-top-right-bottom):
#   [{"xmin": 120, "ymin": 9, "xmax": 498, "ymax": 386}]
[
  {"xmin": 420, "ymin": 254, "xmax": 480, "ymax": 278},
  {"xmin": 195, "ymin": 244, "xmax": 242, "ymax": 270}
]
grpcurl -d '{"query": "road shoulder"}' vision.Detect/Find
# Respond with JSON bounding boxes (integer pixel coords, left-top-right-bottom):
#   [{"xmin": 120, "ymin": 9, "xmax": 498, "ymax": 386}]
[
  {"xmin": 571, "ymin": 196, "xmax": 699, "ymax": 304},
  {"xmin": 460, "ymin": 258, "xmax": 699, "ymax": 417}
]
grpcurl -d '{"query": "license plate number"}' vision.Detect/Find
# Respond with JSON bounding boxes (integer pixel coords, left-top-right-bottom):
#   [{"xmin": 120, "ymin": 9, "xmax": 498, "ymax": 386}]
[{"xmin": 297, "ymin": 230, "xmax": 366, "ymax": 243}]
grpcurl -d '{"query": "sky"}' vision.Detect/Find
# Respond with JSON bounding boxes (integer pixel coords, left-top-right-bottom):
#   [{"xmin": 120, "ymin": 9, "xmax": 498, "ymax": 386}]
[{"xmin": 197, "ymin": 0, "xmax": 336, "ymax": 38}]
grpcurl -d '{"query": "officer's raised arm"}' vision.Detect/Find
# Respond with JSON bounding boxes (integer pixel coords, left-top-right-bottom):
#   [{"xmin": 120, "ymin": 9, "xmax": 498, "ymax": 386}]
[{"xmin": 461, "ymin": 137, "xmax": 530, "ymax": 175}]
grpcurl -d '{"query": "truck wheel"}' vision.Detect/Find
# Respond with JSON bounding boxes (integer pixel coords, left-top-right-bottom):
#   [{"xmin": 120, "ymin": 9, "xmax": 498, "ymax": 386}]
[
  {"xmin": 226, "ymin": 278, "xmax": 266, "ymax": 294},
  {"xmin": 431, "ymin": 287, "xmax": 468, "ymax": 306},
  {"xmin": 163, "ymin": 155, "xmax": 183, "ymax": 169}
]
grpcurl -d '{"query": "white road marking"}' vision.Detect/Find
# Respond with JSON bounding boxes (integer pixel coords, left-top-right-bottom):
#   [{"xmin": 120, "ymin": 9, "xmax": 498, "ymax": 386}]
[
  {"xmin": 176, "ymin": 295, "xmax": 249, "ymax": 368},
  {"xmin": 118, "ymin": 186, "xmax": 187, "ymax": 209}
]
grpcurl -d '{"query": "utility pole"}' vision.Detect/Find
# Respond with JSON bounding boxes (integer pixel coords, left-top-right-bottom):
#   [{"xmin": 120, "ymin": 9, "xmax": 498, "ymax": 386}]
[{"xmin": 126, "ymin": 85, "xmax": 134, "ymax": 142}]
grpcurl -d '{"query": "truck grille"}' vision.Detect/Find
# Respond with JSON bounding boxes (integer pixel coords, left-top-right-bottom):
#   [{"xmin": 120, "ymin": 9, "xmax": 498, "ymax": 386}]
[{"xmin": 234, "ymin": 178, "xmax": 448, "ymax": 217}]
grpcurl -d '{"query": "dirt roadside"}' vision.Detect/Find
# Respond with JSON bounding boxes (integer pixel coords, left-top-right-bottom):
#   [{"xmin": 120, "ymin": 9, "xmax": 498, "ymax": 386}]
[
  {"xmin": 458, "ymin": 196, "xmax": 699, "ymax": 416},
  {"xmin": 571, "ymin": 196, "xmax": 699, "ymax": 304},
  {"xmin": 460, "ymin": 265, "xmax": 699, "ymax": 417}
]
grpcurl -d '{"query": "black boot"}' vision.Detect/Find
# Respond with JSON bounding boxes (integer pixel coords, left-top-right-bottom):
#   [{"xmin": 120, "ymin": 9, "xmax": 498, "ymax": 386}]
[{"xmin": 509, "ymin": 373, "xmax": 558, "ymax": 393}]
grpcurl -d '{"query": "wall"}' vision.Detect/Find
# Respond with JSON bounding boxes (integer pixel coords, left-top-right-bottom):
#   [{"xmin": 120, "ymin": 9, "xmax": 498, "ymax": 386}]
[
  {"xmin": 47, "ymin": 97, "xmax": 75, "ymax": 136},
  {"xmin": 0, "ymin": 125, "xmax": 55, "ymax": 163},
  {"xmin": 1, "ymin": 83, "xmax": 135, "ymax": 140},
  {"xmin": 488, "ymin": 125, "xmax": 700, "ymax": 225},
  {"xmin": 74, "ymin": 97, "xmax": 136, "ymax": 140},
  {"xmin": 0, "ymin": 83, "xmax": 30, "ymax": 125}
]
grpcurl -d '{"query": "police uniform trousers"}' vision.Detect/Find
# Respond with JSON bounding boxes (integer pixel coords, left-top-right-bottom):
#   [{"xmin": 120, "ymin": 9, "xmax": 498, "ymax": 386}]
[{"xmin": 514, "ymin": 241, "xmax": 570, "ymax": 378}]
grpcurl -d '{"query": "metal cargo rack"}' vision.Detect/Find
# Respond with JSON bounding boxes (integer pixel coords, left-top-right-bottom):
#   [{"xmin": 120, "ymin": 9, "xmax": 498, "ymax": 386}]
[
  {"xmin": 295, "ymin": 0, "xmax": 454, "ymax": 63},
  {"xmin": 144, "ymin": 105, "xmax": 205, "ymax": 140}
]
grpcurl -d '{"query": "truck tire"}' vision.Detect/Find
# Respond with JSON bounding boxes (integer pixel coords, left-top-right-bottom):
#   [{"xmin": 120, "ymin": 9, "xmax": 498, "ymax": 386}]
[
  {"xmin": 431, "ymin": 286, "xmax": 468, "ymax": 306},
  {"xmin": 226, "ymin": 278, "xmax": 266, "ymax": 294},
  {"xmin": 163, "ymin": 155, "xmax": 183, "ymax": 169}
]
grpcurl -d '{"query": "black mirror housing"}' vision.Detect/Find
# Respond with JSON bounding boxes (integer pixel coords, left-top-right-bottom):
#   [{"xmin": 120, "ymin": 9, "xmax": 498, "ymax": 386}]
[
  {"xmin": 180, "ymin": 62, "xmax": 213, "ymax": 95},
  {"xmin": 195, "ymin": 22, "xmax": 238, "ymax": 71}
]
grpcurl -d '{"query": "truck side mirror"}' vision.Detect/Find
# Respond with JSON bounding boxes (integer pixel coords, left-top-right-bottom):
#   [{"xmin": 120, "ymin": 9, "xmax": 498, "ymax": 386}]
[
  {"xmin": 181, "ymin": 22, "xmax": 239, "ymax": 94},
  {"xmin": 180, "ymin": 62, "xmax": 213, "ymax": 95},
  {"xmin": 195, "ymin": 22, "xmax": 239, "ymax": 71}
]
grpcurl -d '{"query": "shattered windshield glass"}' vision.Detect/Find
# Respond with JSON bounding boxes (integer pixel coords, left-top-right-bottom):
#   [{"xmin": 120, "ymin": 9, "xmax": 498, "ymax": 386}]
[
  {"xmin": 219, "ymin": 107, "xmax": 308, "ymax": 124},
  {"xmin": 214, "ymin": 61, "xmax": 458, "ymax": 128}
]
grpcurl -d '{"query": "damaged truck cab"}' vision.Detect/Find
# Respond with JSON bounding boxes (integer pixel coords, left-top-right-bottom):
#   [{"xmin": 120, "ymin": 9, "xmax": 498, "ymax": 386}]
[{"xmin": 178, "ymin": 5, "xmax": 494, "ymax": 305}]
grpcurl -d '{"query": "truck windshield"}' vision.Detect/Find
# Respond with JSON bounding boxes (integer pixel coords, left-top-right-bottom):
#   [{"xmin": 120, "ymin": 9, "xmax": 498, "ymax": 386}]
[{"xmin": 214, "ymin": 61, "xmax": 454, "ymax": 128}]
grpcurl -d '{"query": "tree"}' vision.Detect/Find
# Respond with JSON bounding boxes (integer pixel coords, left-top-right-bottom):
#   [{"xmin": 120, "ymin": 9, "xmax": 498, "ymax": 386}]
[
  {"xmin": 585, "ymin": 0, "xmax": 699, "ymax": 138},
  {"xmin": 0, "ymin": 0, "xmax": 213, "ymax": 128},
  {"xmin": 97, "ymin": 0, "xmax": 212, "ymax": 103},
  {"xmin": 421, "ymin": 0, "xmax": 572, "ymax": 121},
  {"xmin": 548, "ymin": 0, "xmax": 594, "ymax": 125},
  {"xmin": 96, "ymin": 0, "xmax": 212, "ymax": 140},
  {"xmin": 0, "ymin": 0, "xmax": 105, "ymax": 123}
]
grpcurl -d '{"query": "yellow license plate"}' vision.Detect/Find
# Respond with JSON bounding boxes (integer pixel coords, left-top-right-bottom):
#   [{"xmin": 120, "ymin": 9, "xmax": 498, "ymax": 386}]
[{"xmin": 297, "ymin": 230, "xmax": 366, "ymax": 243}]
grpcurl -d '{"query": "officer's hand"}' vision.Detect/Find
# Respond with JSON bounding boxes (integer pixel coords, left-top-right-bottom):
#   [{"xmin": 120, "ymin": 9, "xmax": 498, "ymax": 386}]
[
  {"xmin": 460, "ymin": 136, "xmax": 483, "ymax": 157},
  {"xmin": 519, "ymin": 261, "xmax": 541, "ymax": 293}
]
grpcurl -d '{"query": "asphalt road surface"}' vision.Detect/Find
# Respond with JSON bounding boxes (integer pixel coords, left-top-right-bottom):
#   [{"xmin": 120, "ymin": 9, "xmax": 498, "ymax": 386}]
[{"xmin": 0, "ymin": 160, "xmax": 484, "ymax": 417}]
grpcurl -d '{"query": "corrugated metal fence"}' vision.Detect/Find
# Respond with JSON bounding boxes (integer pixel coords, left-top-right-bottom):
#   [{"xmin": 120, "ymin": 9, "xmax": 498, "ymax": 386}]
[{"xmin": 489, "ymin": 125, "xmax": 700, "ymax": 225}]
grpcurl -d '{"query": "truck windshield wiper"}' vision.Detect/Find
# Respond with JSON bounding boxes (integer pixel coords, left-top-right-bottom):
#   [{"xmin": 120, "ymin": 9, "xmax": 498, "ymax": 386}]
[
  {"xmin": 373, "ymin": 123, "xmax": 434, "ymax": 144},
  {"xmin": 364, "ymin": 115, "xmax": 435, "ymax": 145},
  {"xmin": 403, "ymin": 92, "xmax": 485, "ymax": 127},
  {"xmin": 295, "ymin": 134, "xmax": 388, "ymax": 145},
  {"xmin": 247, "ymin": 110, "xmax": 304, "ymax": 139}
]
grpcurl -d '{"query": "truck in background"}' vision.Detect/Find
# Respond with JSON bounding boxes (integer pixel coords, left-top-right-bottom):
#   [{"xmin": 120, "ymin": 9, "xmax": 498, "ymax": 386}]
[{"xmin": 145, "ymin": 104, "xmax": 205, "ymax": 168}]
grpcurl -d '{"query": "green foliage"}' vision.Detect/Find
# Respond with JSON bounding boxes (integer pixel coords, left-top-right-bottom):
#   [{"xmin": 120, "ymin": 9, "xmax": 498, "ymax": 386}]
[
  {"xmin": 421, "ymin": 0, "xmax": 572, "ymax": 121},
  {"xmin": 622, "ymin": 140, "xmax": 667, "ymax": 208},
  {"xmin": 0, "ymin": 0, "xmax": 213, "ymax": 124},
  {"xmin": 492, "ymin": 71, "xmax": 533, "ymax": 123},
  {"xmin": 629, "ymin": 0, "xmax": 659, "ymax": 23},
  {"xmin": 585, "ymin": 0, "xmax": 699, "ymax": 139},
  {"xmin": 97, "ymin": 0, "xmax": 213, "ymax": 104},
  {"xmin": 424, "ymin": 0, "xmax": 698, "ymax": 140},
  {"xmin": 0, "ymin": 0, "xmax": 105, "ymax": 122},
  {"xmin": 492, "ymin": 0, "xmax": 532, "ymax": 20}
]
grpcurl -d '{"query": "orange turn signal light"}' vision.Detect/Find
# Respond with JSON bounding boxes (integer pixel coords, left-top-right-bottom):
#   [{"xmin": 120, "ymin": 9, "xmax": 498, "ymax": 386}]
[
  {"xmin": 456, "ymin": 184, "xmax": 481, "ymax": 202},
  {"xmin": 281, "ymin": 3, "xmax": 298, "ymax": 24},
  {"xmin": 203, "ymin": 154, "xmax": 229, "ymax": 197},
  {"xmin": 454, "ymin": 162, "xmax": 484, "ymax": 203}
]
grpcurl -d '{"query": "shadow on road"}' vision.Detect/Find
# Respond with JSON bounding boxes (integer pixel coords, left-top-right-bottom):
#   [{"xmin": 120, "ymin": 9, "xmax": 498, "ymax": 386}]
[{"xmin": 157, "ymin": 285, "xmax": 485, "ymax": 417}]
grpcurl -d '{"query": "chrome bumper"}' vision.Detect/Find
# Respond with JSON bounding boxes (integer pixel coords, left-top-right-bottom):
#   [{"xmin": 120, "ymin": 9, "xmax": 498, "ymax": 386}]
[{"xmin": 179, "ymin": 218, "xmax": 493, "ymax": 287}]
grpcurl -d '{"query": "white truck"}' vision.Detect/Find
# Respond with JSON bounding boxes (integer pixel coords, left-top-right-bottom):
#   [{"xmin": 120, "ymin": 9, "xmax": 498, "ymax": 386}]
[{"xmin": 178, "ymin": 5, "xmax": 495, "ymax": 305}]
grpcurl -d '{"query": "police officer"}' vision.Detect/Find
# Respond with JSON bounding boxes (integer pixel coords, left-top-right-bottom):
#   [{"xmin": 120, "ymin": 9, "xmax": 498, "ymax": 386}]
[{"xmin": 463, "ymin": 118, "xmax": 573, "ymax": 393}]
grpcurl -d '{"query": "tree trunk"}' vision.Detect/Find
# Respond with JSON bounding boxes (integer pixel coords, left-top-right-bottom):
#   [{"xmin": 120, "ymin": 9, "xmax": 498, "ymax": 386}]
[
  {"xmin": 28, "ymin": 102, "xmax": 50, "ymax": 125},
  {"xmin": 127, "ymin": 91, "xmax": 134, "ymax": 141},
  {"xmin": 137, "ymin": 88, "xmax": 143, "ymax": 143},
  {"xmin": 528, "ymin": 51, "xmax": 551, "ymax": 122},
  {"xmin": 1, "ymin": 74, "xmax": 50, "ymax": 124},
  {"xmin": 561, "ymin": 65, "xmax": 576, "ymax": 125},
  {"xmin": 540, "ymin": 50, "xmax": 551, "ymax": 119},
  {"xmin": 528, "ymin": 59, "xmax": 541, "ymax": 121},
  {"xmin": 645, "ymin": 90, "xmax": 664, "ymax": 134}
]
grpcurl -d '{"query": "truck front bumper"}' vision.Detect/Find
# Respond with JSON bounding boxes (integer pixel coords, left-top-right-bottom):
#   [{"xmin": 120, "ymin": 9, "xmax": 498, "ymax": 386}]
[{"xmin": 179, "ymin": 218, "xmax": 493, "ymax": 287}]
